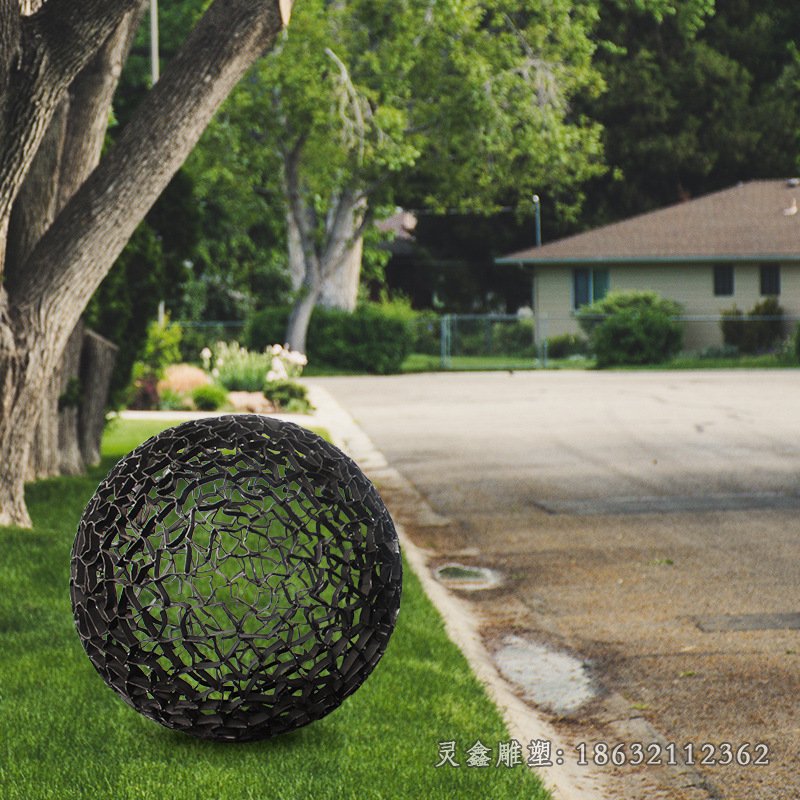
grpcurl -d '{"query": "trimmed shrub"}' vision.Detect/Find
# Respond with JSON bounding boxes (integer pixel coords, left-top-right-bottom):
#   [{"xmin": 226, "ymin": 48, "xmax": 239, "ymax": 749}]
[
  {"xmin": 264, "ymin": 380, "xmax": 312, "ymax": 414},
  {"xmin": 246, "ymin": 303, "xmax": 414, "ymax": 374},
  {"xmin": 721, "ymin": 297, "xmax": 785, "ymax": 354},
  {"xmin": 577, "ymin": 291, "xmax": 683, "ymax": 368},
  {"xmin": 492, "ymin": 319, "xmax": 535, "ymax": 357},
  {"xmin": 192, "ymin": 383, "xmax": 228, "ymax": 411},
  {"xmin": 546, "ymin": 333, "xmax": 587, "ymax": 359},
  {"xmin": 158, "ymin": 388, "xmax": 192, "ymax": 411}
]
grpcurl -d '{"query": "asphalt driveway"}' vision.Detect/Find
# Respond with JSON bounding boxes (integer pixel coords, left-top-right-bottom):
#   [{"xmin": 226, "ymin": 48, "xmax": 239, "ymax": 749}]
[{"xmin": 312, "ymin": 370, "xmax": 800, "ymax": 800}]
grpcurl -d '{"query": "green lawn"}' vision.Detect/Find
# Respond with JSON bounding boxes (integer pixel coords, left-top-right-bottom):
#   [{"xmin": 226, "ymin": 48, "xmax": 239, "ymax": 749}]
[
  {"xmin": 402, "ymin": 352, "xmax": 798, "ymax": 373},
  {"xmin": 0, "ymin": 419, "xmax": 548, "ymax": 800},
  {"xmin": 402, "ymin": 353, "xmax": 593, "ymax": 372}
]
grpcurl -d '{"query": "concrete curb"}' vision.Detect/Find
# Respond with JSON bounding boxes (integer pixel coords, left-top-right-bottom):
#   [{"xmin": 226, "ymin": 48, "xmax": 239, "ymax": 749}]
[{"xmin": 305, "ymin": 381, "xmax": 612, "ymax": 800}]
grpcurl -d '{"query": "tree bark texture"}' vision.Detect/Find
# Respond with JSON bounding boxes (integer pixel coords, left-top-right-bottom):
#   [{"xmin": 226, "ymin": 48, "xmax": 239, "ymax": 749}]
[
  {"xmin": 319, "ymin": 233, "xmax": 363, "ymax": 312},
  {"xmin": 13, "ymin": 3, "xmax": 143, "ymax": 479},
  {"xmin": 0, "ymin": 0, "xmax": 141, "ymax": 248},
  {"xmin": 283, "ymin": 153, "xmax": 369, "ymax": 349},
  {"xmin": 0, "ymin": 0, "xmax": 288, "ymax": 527},
  {"xmin": 78, "ymin": 330, "xmax": 118, "ymax": 467},
  {"xmin": 56, "ymin": 319, "xmax": 85, "ymax": 475}
]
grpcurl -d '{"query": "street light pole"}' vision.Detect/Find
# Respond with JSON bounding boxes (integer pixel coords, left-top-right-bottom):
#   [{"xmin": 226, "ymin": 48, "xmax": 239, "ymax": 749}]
[
  {"xmin": 150, "ymin": 0, "xmax": 160, "ymax": 84},
  {"xmin": 532, "ymin": 194, "xmax": 546, "ymax": 366}
]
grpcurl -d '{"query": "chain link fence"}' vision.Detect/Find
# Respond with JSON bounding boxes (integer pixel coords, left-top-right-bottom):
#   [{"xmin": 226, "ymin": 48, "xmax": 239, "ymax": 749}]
[
  {"xmin": 411, "ymin": 312, "xmax": 800, "ymax": 370},
  {"xmin": 175, "ymin": 314, "xmax": 800, "ymax": 371}
]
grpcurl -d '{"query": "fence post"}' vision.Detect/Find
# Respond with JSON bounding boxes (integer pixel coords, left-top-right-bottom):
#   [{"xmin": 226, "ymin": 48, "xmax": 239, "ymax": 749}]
[{"xmin": 440, "ymin": 315, "xmax": 451, "ymax": 370}]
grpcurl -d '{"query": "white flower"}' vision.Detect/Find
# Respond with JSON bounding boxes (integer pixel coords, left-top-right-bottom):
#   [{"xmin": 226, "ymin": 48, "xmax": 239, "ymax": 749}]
[
  {"xmin": 270, "ymin": 358, "xmax": 289, "ymax": 380},
  {"xmin": 200, "ymin": 347, "xmax": 212, "ymax": 360},
  {"xmin": 270, "ymin": 344, "xmax": 284, "ymax": 355},
  {"xmin": 211, "ymin": 368, "xmax": 220, "ymax": 378}
]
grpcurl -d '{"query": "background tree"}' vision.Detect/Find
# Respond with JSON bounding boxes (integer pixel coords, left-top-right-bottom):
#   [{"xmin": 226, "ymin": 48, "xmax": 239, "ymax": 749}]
[
  {"xmin": 0, "ymin": 0, "xmax": 290, "ymax": 528},
  {"xmin": 195, "ymin": 0, "xmax": 605, "ymax": 352},
  {"xmin": 577, "ymin": 0, "xmax": 800, "ymax": 225}
]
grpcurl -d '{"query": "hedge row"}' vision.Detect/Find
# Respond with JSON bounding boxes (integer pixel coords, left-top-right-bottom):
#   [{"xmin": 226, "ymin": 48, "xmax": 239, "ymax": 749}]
[{"xmin": 245, "ymin": 304, "xmax": 414, "ymax": 374}]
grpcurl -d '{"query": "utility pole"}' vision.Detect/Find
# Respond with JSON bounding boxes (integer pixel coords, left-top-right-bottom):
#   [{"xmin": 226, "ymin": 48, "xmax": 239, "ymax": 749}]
[
  {"xmin": 150, "ymin": 0, "xmax": 160, "ymax": 84},
  {"xmin": 532, "ymin": 194, "xmax": 542, "ymax": 248}
]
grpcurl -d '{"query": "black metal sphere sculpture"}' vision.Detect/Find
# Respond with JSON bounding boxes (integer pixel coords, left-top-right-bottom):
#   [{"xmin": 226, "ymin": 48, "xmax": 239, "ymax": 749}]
[{"xmin": 70, "ymin": 415, "xmax": 401, "ymax": 741}]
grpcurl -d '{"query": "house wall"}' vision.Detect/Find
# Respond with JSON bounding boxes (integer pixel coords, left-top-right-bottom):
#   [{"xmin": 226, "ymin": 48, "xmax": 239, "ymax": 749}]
[{"xmin": 533, "ymin": 262, "xmax": 800, "ymax": 351}]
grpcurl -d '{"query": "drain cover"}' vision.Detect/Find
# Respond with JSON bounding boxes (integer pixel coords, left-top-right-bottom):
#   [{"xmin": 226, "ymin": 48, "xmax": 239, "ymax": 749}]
[
  {"xmin": 694, "ymin": 612, "xmax": 800, "ymax": 632},
  {"xmin": 434, "ymin": 563, "xmax": 500, "ymax": 591}
]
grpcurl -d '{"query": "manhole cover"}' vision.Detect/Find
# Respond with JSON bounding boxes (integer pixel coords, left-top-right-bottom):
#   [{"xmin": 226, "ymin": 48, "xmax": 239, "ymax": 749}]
[
  {"xmin": 434, "ymin": 563, "xmax": 500, "ymax": 591},
  {"xmin": 694, "ymin": 612, "xmax": 800, "ymax": 632}
]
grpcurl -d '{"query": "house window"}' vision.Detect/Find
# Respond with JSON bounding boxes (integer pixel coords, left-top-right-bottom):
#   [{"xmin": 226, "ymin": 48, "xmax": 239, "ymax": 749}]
[
  {"xmin": 573, "ymin": 268, "xmax": 610, "ymax": 309},
  {"xmin": 713, "ymin": 264, "xmax": 734, "ymax": 296},
  {"xmin": 760, "ymin": 264, "xmax": 780, "ymax": 296}
]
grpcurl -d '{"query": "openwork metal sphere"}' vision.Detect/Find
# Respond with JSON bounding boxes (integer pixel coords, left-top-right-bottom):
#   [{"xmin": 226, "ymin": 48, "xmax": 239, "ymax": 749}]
[{"xmin": 70, "ymin": 415, "xmax": 402, "ymax": 741}]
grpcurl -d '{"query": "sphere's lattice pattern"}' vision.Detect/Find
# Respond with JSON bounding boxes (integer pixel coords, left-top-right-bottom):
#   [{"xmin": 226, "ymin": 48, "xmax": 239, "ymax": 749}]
[{"xmin": 70, "ymin": 415, "xmax": 401, "ymax": 741}]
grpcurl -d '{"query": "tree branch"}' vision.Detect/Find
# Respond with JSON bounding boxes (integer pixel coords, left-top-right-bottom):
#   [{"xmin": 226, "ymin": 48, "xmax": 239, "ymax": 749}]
[
  {"xmin": 29, "ymin": 0, "xmax": 139, "ymax": 90},
  {"xmin": 0, "ymin": 0, "xmax": 138, "ymax": 246},
  {"xmin": 283, "ymin": 143, "xmax": 321, "ymax": 281},
  {"xmin": 13, "ymin": 0, "xmax": 286, "ymax": 353}
]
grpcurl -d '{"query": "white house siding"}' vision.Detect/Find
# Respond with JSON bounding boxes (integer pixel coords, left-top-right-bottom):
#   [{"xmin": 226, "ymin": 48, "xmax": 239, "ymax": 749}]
[{"xmin": 533, "ymin": 262, "xmax": 800, "ymax": 351}]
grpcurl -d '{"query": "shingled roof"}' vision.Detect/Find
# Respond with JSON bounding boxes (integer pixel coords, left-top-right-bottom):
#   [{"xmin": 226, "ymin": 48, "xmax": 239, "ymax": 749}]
[{"xmin": 496, "ymin": 180, "xmax": 800, "ymax": 265}]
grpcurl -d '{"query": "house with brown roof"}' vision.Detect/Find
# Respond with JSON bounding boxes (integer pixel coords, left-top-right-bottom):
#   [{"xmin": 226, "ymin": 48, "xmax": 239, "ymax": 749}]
[{"xmin": 496, "ymin": 179, "xmax": 800, "ymax": 349}]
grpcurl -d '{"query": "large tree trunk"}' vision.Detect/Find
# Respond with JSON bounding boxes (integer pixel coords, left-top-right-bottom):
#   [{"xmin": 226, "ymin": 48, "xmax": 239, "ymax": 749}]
[
  {"xmin": 318, "ymin": 234, "xmax": 363, "ymax": 312},
  {"xmin": 285, "ymin": 286, "xmax": 322, "ymax": 354},
  {"xmin": 0, "ymin": 0, "xmax": 290, "ymax": 527},
  {"xmin": 0, "ymin": 303, "xmax": 45, "ymax": 528},
  {"xmin": 15, "ymin": 5, "xmax": 143, "ymax": 479},
  {"xmin": 283, "ymin": 163, "xmax": 369, "ymax": 348}
]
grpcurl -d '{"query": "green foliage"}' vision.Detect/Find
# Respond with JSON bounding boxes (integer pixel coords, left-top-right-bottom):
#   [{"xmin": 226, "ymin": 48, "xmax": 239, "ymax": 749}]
[
  {"xmin": 263, "ymin": 380, "xmax": 312, "ymax": 414},
  {"xmin": 84, "ymin": 218, "xmax": 183, "ymax": 402},
  {"xmin": 247, "ymin": 303, "xmax": 413, "ymax": 374},
  {"xmin": 577, "ymin": 291, "xmax": 683, "ymax": 367},
  {"xmin": 191, "ymin": 383, "xmax": 229, "ymax": 411},
  {"xmin": 787, "ymin": 323, "xmax": 800, "ymax": 364},
  {"xmin": 720, "ymin": 297, "xmax": 786, "ymax": 355},
  {"xmin": 158, "ymin": 388, "xmax": 193, "ymax": 412},
  {"xmin": 546, "ymin": 333, "xmax": 588, "ymax": 359},
  {"xmin": 139, "ymin": 317, "xmax": 183, "ymax": 378},
  {"xmin": 210, "ymin": 341, "xmax": 272, "ymax": 392},
  {"xmin": 491, "ymin": 319, "xmax": 536, "ymax": 357},
  {"xmin": 579, "ymin": 0, "xmax": 800, "ymax": 226},
  {"xmin": 311, "ymin": 305, "xmax": 413, "ymax": 374},
  {"xmin": 187, "ymin": 0, "xmax": 606, "ymax": 344},
  {"xmin": 408, "ymin": 311, "xmax": 442, "ymax": 356},
  {"xmin": 124, "ymin": 317, "xmax": 183, "ymax": 410}
]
